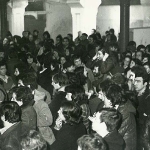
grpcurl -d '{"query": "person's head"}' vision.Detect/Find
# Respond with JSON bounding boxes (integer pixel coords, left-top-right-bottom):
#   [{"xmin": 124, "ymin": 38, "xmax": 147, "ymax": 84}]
[
  {"xmin": 17, "ymin": 72, "xmax": 38, "ymax": 91},
  {"xmin": 0, "ymin": 101, "xmax": 21, "ymax": 127},
  {"xmin": 130, "ymin": 58, "xmax": 142, "ymax": 68},
  {"xmin": 67, "ymin": 33, "xmax": 73, "ymax": 41},
  {"xmin": 73, "ymin": 56, "xmax": 82, "ymax": 68},
  {"xmin": 65, "ymin": 84, "xmax": 86, "ymax": 103},
  {"xmin": 58, "ymin": 101, "xmax": 82, "ymax": 125},
  {"xmin": 131, "ymin": 65, "xmax": 149, "ymax": 93},
  {"xmin": 90, "ymin": 108, "xmax": 122, "ymax": 136},
  {"xmin": 26, "ymin": 53, "xmax": 35, "ymax": 64},
  {"xmin": 98, "ymin": 83, "xmax": 127, "ymax": 107},
  {"xmin": 29, "ymin": 34, "xmax": 33, "ymax": 42},
  {"xmin": 109, "ymin": 28, "xmax": 115, "ymax": 35},
  {"xmin": 74, "ymin": 66, "xmax": 87, "ymax": 86},
  {"xmin": 142, "ymin": 54, "xmax": 149, "ymax": 64},
  {"xmin": 82, "ymin": 33, "xmax": 88, "ymax": 40},
  {"xmin": 21, "ymin": 130, "xmax": 47, "ymax": 150},
  {"xmin": 77, "ymin": 133, "xmax": 107, "ymax": 150},
  {"xmin": 43, "ymin": 31, "xmax": 50, "ymax": 40},
  {"xmin": 91, "ymin": 29, "xmax": 96, "ymax": 34},
  {"xmin": 143, "ymin": 62, "xmax": 150, "ymax": 74},
  {"xmin": 14, "ymin": 63, "xmax": 28, "ymax": 76},
  {"xmin": 137, "ymin": 44, "xmax": 145, "ymax": 53},
  {"xmin": 33, "ymin": 30, "xmax": 39, "ymax": 37},
  {"xmin": 96, "ymin": 49, "xmax": 105, "ymax": 60},
  {"xmin": 10, "ymin": 86, "xmax": 34, "ymax": 107},
  {"xmin": 88, "ymin": 35, "xmax": 96, "ymax": 45},
  {"xmin": 60, "ymin": 56, "xmax": 66, "ymax": 65},
  {"xmin": 52, "ymin": 72, "xmax": 69, "ymax": 90},
  {"xmin": 63, "ymin": 61, "xmax": 75, "ymax": 73},
  {"xmin": 146, "ymin": 44, "xmax": 150, "ymax": 55},
  {"xmin": 123, "ymin": 55, "xmax": 131, "ymax": 68},
  {"xmin": 63, "ymin": 37, "xmax": 70, "ymax": 47},
  {"xmin": 128, "ymin": 41, "xmax": 136, "ymax": 48},
  {"xmin": 0, "ymin": 61, "xmax": 7, "ymax": 76},
  {"xmin": 56, "ymin": 34, "xmax": 63, "ymax": 44},
  {"xmin": 136, "ymin": 50, "xmax": 143, "ymax": 61}
]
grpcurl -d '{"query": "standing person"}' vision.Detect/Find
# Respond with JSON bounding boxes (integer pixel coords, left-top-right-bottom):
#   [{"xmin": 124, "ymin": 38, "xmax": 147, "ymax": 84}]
[
  {"xmin": 33, "ymin": 89, "xmax": 55, "ymax": 146},
  {"xmin": 0, "ymin": 60, "xmax": 14, "ymax": 92},
  {"xmin": 10, "ymin": 86, "xmax": 37, "ymax": 131},
  {"xmin": 129, "ymin": 65, "xmax": 150, "ymax": 150},
  {"xmin": 98, "ymin": 83, "xmax": 137, "ymax": 150},
  {"xmin": 89, "ymin": 108, "xmax": 124, "ymax": 150},
  {"xmin": 49, "ymin": 72, "xmax": 69, "ymax": 121},
  {"xmin": 51, "ymin": 101, "xmax": 86, "ymax": 150}
]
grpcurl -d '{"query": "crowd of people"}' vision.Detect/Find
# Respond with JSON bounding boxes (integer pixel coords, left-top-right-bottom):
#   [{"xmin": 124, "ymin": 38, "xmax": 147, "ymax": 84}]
[{"xmin": 0, "ymin": 28, "xmax": 150, "ymax": 150}]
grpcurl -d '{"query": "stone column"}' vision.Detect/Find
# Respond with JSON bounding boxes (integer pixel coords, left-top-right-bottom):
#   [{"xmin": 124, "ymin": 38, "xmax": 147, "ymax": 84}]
[
  {"xmin": 0, "ymin": 0, "xmax": 9, "ymax": 39},
  {"xmin": 67, "ymin": 0, "xmax": 101, "ymax": 39},
  {"xmin": 8, "ymin": 0, "xmax": 28, "ymax": 36},
  {"xmin": 120, "ymin": 0, "xmax": 130, "ymax": 52}
]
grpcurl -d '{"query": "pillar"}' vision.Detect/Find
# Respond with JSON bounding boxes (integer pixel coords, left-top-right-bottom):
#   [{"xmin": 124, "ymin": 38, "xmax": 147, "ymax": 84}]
[
  {"xmin": 67, "ymin": 0, "xmax": 101, "ymax": 39},
  {"xmin": 120, "ymin": 0, "xmax": 130, "ymax": 52},
  {"xmin": 8, "ymin": 0, "xmax": 28, "ymax": 36},
  {"xmin": 0, "ymin": 0, "xmax": 9, "ymax": 39}
]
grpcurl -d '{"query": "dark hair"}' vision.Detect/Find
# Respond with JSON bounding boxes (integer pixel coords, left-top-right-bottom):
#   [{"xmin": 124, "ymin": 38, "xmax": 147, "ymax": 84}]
[
  {"xmin": 11, "ymin": 86, "xmax": 34, "ymax": 106},
  {"xmin": 102, "ymin": 84, "xmax": 127, "ymax": 107},
  {"xmin": 18, "ymin": 73, "xmax": 38, "ymax": 91},
  {"xmin": 82, "ymin": 33, "xmax": 88, "ymax": 37},
  {"xmin": 63, "ymin": 61, "xmax": 74, "ymax": 69},
  {"xmin": 74, "ymin": 66, "xmax": 87, "ymax": 86},
  {"xmin": 0, "ymin": 101, "xmax": 21, "ymax": 123},
  {"xmin": 131, "ymin": 58, "xmax": 143, "ymax": 66},
  {"xmin": 137, "ymin": 44, "xmax": 145, "ymax": 51},
  {"xmin": 65, "ymin": 84, "xmax": 87, "ymax": 105},
  {"xmin": 128, "ymin": 41, "xmax": 136, "ymax": 47},
  {"xmin": 146, "ymin": 44, "xmax": 150, "ymax": 53},
  {"xmin": 14, "ymin": 63, "xmax": 28, "ymax": 75},
  {"xmin": 61, "ymin": 101, "xmax": 82, "ymax": 125},
  {"xmin": 131, "ymin": 65, "xmax": 149, "ymax": 83},
  {"xmin": 98, "ymin": 108, "xmax": 122, "ymax": 132},
  {"xmin": 21, "ymin": 130, "xmax": 47, "ymax": 150},
  {"xmin": 56, "ymin": 34, "xmax": 63, "ymax": 41},
  {"xmin": 53, "ymin": 72, "xmax": 69, "ymax": 86},
  {"xmin": 43, "ymin": 31, "xmax": 50, "ymax": 39},
  {"xmin": 77, "ymin": 133, "xmax": 107, "ymax": 150}
]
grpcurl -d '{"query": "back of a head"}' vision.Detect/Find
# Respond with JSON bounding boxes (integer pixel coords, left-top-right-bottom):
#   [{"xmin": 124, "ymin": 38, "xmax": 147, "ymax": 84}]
[
  {"xmin": 21, "ymin": 130, "xmax": 47, "ymax": 150},
  {"xmin": 61, "ymin": 101, "xmax": 82, "ymax": 125},
  {"xmin": 53, "ymin": 72, "xmax": 69, "ymax": 86},
  {"xmin": 0, "ymin": 101, "xmax": 21, "ymax": 124},
  {"xmin": 77, "ymin": 133, "xmax": 107, "ymax": 150},
  {"xmin": 99, "ymin": 108, "xmax": 122, "ymax": 132},
  {"xmin": 104, "ymin": 84, "xmax": 127, "ymax": 107}
]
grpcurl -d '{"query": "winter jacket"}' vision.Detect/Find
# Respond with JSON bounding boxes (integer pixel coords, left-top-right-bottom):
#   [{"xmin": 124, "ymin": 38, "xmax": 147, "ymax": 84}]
[
  {"xmin": 0, "ymin": 122, "xmax": 29, "ymax": 150},
  {"xmin": 21, "ymin": 100, "xmax": 37, "ymax": 130},
  {"xmin": 104, "ymin": 129, "xmax": 125, "ymax": 150},
  {"xmin": 118, "ymin": 100, "xmax": 137, "ymax": 150},
  {"xmin": 33, "ymin": 90, "xmax": 55, "ymax": 145},
  {"xmin": 51, "ymin": 122, "xmax": 86, "ymax": 150}
]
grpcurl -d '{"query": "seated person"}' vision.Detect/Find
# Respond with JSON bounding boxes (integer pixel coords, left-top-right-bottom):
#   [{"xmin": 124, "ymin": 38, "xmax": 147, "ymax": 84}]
[
  {"xmin": 10, "ymin": 86, "xmax": 37, "ymax": 130},
  {"xmin": 51, "ymin": 101, "xmax": 86, "ymax": 150},
  {"xmin": 77, "ymin": 133, "xmax": 107, "ymax": 150},
  {"xmin": 21, "ymin": 130, "xmax": 47, "ymax": 150},
  {"xmin": 0, "ymin": 101, "xmax": 29, "ymax": 150},
  {"xmin": 89, "ymin": 108, "xmax": 124, "ymax": 150}
]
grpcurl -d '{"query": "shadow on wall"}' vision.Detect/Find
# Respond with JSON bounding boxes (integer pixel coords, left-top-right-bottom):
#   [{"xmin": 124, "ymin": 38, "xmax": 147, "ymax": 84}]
[{"xmin": 24, "ymin": 15, "xmax": 46, "ymax": 39}]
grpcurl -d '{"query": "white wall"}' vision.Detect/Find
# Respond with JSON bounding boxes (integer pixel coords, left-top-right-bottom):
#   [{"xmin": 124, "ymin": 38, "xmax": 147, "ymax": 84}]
[
  {"xmin": 96, "ymin": 5, "xmax": 150, "ymax": 45},
  {"xmin": 45, "ymin": 2, "xmax": 72, "ymax": 42}
]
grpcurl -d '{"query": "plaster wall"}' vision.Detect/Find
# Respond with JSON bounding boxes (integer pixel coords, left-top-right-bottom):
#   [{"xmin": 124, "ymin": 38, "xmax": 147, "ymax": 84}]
[
  {"xmin": 45, "ymin": 2, "xmax": 72, "ymax": 42},
  {"xmin": 97, "ymin": 5, "xmax": 150, "ymax": 44}
]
